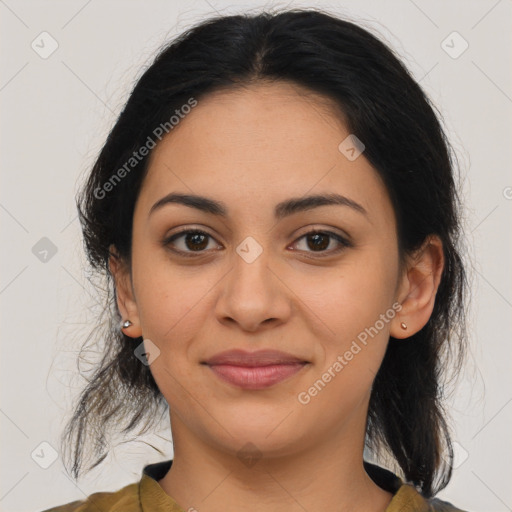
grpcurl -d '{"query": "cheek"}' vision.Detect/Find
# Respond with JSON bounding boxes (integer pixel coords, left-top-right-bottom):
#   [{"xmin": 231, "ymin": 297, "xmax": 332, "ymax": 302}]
[
  {"xmin": 136, "ymin": 270, "xmax": 212, "ymax": 347},
  {"xmin": 130, "ymin": 244, "xmax": 216, "ymax": 366},
  {"xmin": 132, "ymin": 259, "xmax": 215, "ymax": 409},
  {"xmin": 303, "ymin": 247, "xmax": 398, "ymax": 393},
  {"xmin": 309, "ymin": 251, "xmax": 398, "ymax": 339}
]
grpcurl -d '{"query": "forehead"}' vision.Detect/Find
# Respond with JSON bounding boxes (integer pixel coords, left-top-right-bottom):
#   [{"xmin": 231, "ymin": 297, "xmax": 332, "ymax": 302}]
[{"xmin": 136, "ymin": 81, "xmax": 394, "ymax": 227}]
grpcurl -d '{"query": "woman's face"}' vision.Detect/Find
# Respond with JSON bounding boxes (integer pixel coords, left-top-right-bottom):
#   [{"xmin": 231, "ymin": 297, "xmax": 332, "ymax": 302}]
[{"xmin": 120, "ymin": 81, "xmax": 407, "ymax": 459}]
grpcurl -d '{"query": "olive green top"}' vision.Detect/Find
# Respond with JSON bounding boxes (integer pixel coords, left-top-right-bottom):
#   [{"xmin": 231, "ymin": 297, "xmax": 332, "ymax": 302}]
[{"xmin": 41, "ymin": 459, "xmax": 467, "ymax": 511}]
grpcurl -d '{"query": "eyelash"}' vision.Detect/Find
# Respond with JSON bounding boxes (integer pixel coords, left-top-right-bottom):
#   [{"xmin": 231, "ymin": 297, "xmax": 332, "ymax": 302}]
[{"xmin": 162, "ymin": 228, "xmax": 352, "ymax": 259}]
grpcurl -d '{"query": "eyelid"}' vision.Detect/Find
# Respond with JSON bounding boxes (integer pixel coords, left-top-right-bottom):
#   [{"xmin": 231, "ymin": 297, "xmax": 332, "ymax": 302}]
[
  {"xmin": 293, "ymin": 225, "xmax": 352, "ymax": 244},
  {"xmin": 289, "ymin": 229, "xmax": 352, "ymax": 258}
]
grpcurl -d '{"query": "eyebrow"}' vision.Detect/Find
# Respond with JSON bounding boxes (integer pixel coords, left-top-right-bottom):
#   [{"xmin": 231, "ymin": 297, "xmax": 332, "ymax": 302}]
[{"xmin": 149, "ymin": 192, "xmax": 367, "ymax": 220}]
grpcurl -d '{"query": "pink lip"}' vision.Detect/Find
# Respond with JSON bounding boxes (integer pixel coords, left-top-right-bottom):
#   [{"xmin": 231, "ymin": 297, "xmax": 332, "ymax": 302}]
[
  {"xmin": 202, "ymin": 349, "xmax": 309, "ymax": 390},
  {"xmin": 207, "ymin": 363, "xmax": 307, "ymax": 389}
]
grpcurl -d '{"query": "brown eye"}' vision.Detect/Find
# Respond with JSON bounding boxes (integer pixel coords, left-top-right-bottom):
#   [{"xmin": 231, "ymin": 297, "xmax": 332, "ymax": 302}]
[
  {"xmin": 292, "ymin": 230, "xmax": 352, "ymax": 256},
  {"xmin": 182, "ymin": 232, "xmax": 209, "ymax": 251},
  {"xmin": 163, "ymin": 228, "xmax": 351, "ymax": 259},
  {"xmin": 163, "ymin": 229, "xmax": 221, "ymax": 256},
  {"xmin": 306, "ymin": 232, "xmax": 330, "ymax": 251}
]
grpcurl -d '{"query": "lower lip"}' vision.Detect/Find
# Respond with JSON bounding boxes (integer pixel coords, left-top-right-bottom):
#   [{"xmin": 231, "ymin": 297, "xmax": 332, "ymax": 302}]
[{"xmin": 206, "ymin": 363, "xmax": 307, "ymax": 389}]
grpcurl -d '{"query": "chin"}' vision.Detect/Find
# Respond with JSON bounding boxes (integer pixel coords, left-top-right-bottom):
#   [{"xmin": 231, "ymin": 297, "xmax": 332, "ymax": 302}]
[{"xmin": 202, "ymin": 415, "xmax": 305, "ymax": 459}]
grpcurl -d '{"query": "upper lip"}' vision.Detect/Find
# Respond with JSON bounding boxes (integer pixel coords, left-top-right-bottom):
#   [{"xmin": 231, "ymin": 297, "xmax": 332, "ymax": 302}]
[{"xmin": 203, "ymin": 349, "xmax": 308, "ymax": 367}]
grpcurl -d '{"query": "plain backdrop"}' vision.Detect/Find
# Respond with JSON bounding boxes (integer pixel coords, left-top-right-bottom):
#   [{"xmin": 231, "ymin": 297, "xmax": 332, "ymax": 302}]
[{"xmin": 1, "ymin": 1, "xmax": 511, "ymax": 511}]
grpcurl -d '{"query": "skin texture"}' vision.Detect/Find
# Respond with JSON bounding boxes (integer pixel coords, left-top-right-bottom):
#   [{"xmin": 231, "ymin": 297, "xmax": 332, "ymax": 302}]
[{"xmin": 109, "ymin": 81, "xmax": 444, "ymax": 512}]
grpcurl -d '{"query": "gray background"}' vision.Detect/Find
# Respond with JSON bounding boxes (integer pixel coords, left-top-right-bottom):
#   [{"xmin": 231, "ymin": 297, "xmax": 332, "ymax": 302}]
[{"xmin": 1, "ymin": 1, "xmax": 511, "ymax": 511}]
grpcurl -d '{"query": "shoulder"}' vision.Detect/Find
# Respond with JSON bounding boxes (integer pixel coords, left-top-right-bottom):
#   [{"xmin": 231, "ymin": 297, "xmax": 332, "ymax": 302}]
[
  {"xmin": 40, "ymin": 459, "xmax": 174, "ymax": 512},
  {"xmin": 40, "ymin": 481, "xmax": 140, "ymax": 512},
  {"xmin": 391, "ymin": 483, "xmax": 469, "ymax": 512},
  {"xmin": 364, "ymin": 462, "xmax": 468, "ymax": 512},
  {"xmin": 427, "ymin": 495, "xmax": 469, "ymax": 512}
]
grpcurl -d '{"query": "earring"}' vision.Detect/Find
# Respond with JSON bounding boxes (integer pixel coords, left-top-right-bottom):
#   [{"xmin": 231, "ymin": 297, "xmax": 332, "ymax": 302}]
[
  {"xmin": 121, "ymin": 319, "xmax": 132, "ymax": 329},
  {"xmin": 400, "ymin": 322, "xmax": 407, "ymax": 330}
]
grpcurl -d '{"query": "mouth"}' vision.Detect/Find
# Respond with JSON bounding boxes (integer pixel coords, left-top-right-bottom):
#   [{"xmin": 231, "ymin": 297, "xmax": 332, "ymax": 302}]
[
  {"xmin": 203, "ymin": 362, "xmax": 309, "ymax": 389},
  {"xmin": 201, "ymin": 349, "xmax": 310, "ymax": 390}
]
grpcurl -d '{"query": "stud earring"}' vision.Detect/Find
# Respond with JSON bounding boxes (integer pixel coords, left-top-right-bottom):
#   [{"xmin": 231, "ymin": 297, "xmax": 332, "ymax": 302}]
[
  {"xmin": 121, "ymin": 320, "xmax": 132, "ymax": 329},
  {"xmin": 400, "ymin": 322, "xmax": 407, "ymax": 330}
]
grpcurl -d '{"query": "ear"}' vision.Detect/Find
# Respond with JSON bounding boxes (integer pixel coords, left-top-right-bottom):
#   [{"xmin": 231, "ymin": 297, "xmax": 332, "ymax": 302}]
[
  {"xmin": 390, "ymin": 235, "xmax": 444, "ymax": 339},
  {"xmin": 108, "ymin": 244, "xmax": 142, "ymax": 338}
]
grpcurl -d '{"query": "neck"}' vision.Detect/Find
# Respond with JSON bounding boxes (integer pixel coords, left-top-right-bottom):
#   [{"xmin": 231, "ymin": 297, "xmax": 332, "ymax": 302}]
[{"xmin": 157, "ymin": 415, "xmax": 393, "ymax": 512}]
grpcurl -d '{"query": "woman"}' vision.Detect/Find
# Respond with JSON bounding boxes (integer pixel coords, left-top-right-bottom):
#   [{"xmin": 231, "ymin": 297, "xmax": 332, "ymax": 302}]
[{"xmin": 44, "ymin": 8, "xmax": 468, "ymax": 512}]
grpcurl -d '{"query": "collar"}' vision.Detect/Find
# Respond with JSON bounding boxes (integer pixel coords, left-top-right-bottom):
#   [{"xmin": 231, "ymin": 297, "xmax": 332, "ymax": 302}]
[
  {"xmin": 140, "ymin": 459, "xmax": 430, "ymax": 512},
  {"xmin": 142, "ymin": 459, "xmax": 403, "ymax": 489}
]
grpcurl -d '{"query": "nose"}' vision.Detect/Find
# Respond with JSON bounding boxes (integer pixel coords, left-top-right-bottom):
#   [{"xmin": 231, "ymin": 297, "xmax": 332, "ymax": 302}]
[{"xmin": 214, "ymin": 246, "xmax": 292, "ymax": 333}]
